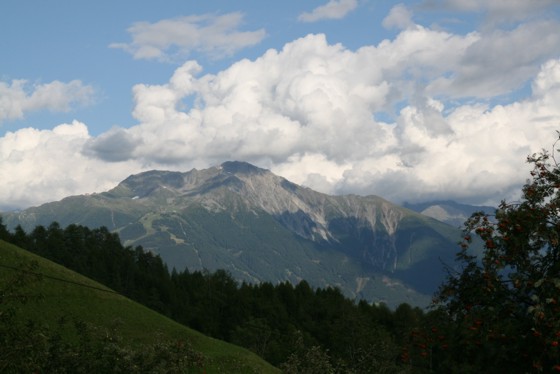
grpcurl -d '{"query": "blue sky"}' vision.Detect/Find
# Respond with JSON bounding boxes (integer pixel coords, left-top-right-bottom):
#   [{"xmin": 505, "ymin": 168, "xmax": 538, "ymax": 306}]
[{"xmin": 1, "ymin": 0, "xmax": 560, "ymax": 210}]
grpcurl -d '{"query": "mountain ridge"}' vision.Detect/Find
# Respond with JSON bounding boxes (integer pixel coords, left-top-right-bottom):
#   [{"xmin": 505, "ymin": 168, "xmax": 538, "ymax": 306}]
[
  {"xmin": 403, "ymin": 199, "xmax": 496, "ymax": 227},
  {"xmin": 2, "ymin": 161, "xmax": 464, "ymax": 307}
]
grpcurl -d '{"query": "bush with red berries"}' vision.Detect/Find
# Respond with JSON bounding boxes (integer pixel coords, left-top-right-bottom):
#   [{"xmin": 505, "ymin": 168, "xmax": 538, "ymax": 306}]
[{"xmin": 428, "ymin": 135, "xmax": 560, "ymax": 373}]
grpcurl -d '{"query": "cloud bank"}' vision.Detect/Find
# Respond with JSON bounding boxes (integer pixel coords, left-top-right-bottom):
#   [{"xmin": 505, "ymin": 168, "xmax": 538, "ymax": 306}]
[
  {"xmin": 0, "ymin": 121, "xmax": 143, "ymax": 210},
  {"xmin": 2, "ymin": 4, "xmax": 560, "ymax": 211},
  {"xmin": 88, "ymin": 32, "xmax": 560, "ymax": 205}
]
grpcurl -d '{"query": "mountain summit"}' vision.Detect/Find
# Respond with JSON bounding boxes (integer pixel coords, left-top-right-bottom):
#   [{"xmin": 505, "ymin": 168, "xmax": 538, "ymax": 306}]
[{"xmin": 3, "ymin": 161, "xmax": 463, "ymax": 307}]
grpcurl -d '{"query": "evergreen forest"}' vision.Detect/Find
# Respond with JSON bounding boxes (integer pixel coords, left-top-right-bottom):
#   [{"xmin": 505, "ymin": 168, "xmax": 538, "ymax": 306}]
[{"xmin": 0, "ymin": 219, "xmax": 425, "ymax": 372}]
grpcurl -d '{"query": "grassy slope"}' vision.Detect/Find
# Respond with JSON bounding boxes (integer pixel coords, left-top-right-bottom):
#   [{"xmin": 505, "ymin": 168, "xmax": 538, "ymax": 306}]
[{"xmin": 0, "ymin": 240, "xmax": 280, "ymax": 374}]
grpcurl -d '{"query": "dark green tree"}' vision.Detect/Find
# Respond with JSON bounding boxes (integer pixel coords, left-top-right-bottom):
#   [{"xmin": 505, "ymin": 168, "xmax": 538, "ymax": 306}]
[
  {"xmin": 0, "ymin": 216, "xmax": 10, "ymax": 241},
  {"xmin": 11, "ymin": 225, "xmax": 29, "ymax": 249}
]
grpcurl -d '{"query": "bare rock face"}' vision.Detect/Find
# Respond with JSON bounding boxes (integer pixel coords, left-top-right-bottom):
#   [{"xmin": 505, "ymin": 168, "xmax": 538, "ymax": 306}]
[{"xmin": 3, "ymin": 161, "xmax": 464, "ymax": 307}]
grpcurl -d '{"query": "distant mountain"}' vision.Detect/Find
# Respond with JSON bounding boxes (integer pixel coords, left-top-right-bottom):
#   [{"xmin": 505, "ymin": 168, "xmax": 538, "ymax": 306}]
[
  {"xmin": 2, "ymin": 161, "xmax": 465, "ymax": 307},
  {"xmin": 403, "ymin": 200, "xmax": 496, "ymax": 227}
]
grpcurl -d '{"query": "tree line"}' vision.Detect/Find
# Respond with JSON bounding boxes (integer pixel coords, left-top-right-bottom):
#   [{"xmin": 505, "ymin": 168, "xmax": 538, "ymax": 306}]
[{"xmin": 0, "ymin": 219, "xmax": 424, "ymax": 372}]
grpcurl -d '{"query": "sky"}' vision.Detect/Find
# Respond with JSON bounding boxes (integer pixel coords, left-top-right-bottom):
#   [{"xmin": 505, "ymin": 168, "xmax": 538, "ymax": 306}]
[{"xmin": 1, "ymin": 0, "xmax": 560, "ymax": 211}]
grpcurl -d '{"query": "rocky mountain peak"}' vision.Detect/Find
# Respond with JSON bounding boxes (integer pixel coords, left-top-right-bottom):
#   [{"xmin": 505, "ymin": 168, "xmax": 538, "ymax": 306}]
[
  {"xmin": 3, "ymin": 160, "xmax": 464, "ymax": 306},
  {"xmin": 117, "ymin": 162, "xmax": 410, "ymax": 244},
  {"xmin": 219, "ymin": 161, "xmax": 268, "ymax": 176},
  {"xmin": 118, "ymin": 170, "xmax": 185, "ymax": 198}
]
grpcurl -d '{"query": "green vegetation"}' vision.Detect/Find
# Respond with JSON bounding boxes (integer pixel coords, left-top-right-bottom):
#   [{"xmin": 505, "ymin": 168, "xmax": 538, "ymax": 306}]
[
  {"xmin": 0, "ymin": 239, "xmax": 280, "ymax": 373},
  {"xmin": 404, "ymin": 139, "xmax": 560, "ymax": 372},
  {"xmin": 0, "ymin": 220, "xmax": 424, "ymax": 372}
]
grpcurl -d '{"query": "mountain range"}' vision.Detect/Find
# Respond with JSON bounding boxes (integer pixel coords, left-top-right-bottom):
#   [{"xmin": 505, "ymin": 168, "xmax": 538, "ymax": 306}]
[
  {"xmin": 403, "ymin": 200, "xmax": 496, "ymax": 228},
  {"xmin": 2, "ymin": 161, "xmax": 473, "ymax": 307}
]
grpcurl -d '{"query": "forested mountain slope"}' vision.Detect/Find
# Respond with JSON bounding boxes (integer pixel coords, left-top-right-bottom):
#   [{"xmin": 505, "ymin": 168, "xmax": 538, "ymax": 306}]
[{"xmin": 3, "ymin": 161, "xmax": 463, "ymax": 307}]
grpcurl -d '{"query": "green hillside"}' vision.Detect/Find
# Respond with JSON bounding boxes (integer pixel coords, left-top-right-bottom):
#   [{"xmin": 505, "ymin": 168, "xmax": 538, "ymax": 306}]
[{"xmin": 0, "ymin": 240, "xmax": 280, "ymax": 373}]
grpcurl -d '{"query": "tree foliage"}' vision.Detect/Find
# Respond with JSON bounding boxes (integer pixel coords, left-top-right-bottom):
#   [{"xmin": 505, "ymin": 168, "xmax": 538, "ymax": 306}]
[{"xmin": 431, "ymin": 139, "xmax": 560, "ymax": 372}]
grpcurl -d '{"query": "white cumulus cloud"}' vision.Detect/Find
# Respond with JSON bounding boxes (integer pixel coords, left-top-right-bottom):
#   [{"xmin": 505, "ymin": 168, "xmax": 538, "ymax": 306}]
[
  {"xmin": 298, "ymin": 0, "xmax": 358, "ymax": 22},
  {"xmin": 422, "ymin": 0, "xmax": 560, "ymax": 26},
  {"xmin": 427, "ymin": 20, "xmax": 560, "ymax": 98},
  {"xmin": 0, "ymin": 121, "xmax": 143, "ymax": 211},
  {"xmin": 85, "ymin": 30, "xmax": 560, "ymax": 206},
  {"xmin": 110, "ymin": 12, "xmax": 266, "ymax": 62},
  {"xmin": 0, "ymin": 79, "xmax": 95, "ymax": 123},
  {"xmin": 383, "ymin": 4, "xmax": 415, "ymax": 30}
]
